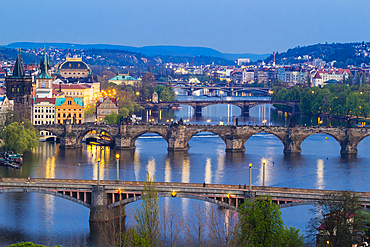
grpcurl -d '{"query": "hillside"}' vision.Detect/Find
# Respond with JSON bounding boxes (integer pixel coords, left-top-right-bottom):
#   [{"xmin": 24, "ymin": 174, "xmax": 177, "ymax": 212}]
[
  {"xmin": 5, "ymin": 42, "xmax": 268, "ymax": 61},
  {"xmin": 265, "ymin": 42, "xmax": 370, "ymax": 67}
]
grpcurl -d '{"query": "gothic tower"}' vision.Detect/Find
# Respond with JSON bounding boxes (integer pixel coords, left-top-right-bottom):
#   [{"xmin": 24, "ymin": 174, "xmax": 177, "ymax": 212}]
[{"xmin": 5, "ymin": 52, "xmax": 33, "ymax": 120}]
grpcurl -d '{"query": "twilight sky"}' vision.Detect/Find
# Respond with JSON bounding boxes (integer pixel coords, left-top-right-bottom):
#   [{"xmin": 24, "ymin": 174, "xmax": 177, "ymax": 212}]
[{"xmin": 2, "ymin": 0, "xmax": 370, "ymax": 54}]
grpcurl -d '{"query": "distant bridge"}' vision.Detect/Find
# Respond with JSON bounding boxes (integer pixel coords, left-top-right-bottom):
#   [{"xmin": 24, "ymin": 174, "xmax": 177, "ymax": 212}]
[
  {"xmin": 1, "ymin": 177, "xmax": 370, "ymax": 222},
  {"xmin": 138, "ymin": 99, "xmax": 299, "ymax": 116},
  {"xmin": 34, "ymin": 123, "xmax": 370, "ymax": 154},
  {"xmin": 171, "ymin": 83, "xmax": 271, "ymax": 96}
]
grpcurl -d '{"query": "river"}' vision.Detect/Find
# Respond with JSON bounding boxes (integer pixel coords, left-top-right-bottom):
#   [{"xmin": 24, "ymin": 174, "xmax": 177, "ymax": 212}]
[{"xmin": 0, "ymin": 95, "xmax": 368, "ymax": 246}]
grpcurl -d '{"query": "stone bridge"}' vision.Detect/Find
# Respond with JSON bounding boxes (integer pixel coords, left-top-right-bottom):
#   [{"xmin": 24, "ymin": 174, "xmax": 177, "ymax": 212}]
[
  {"xmin": 172, "ymin": 84, "xmax": 270, "ymax": 96},
  {"xmin": 34, "ymin": 123, "xmax": 370, "ymax": 154},
  {"xmin": 138, "ymin": 100, "xmax": 299, "ymax": 116},
  {"xmin": 1, "ymin": 177, "xmax": 370, "ymax": 222}
]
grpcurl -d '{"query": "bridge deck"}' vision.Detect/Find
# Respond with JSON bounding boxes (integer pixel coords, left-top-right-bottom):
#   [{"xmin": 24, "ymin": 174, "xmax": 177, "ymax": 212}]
[{"xmin": 1, "ymin": 178, "xmax": 369, "ymax": 204}]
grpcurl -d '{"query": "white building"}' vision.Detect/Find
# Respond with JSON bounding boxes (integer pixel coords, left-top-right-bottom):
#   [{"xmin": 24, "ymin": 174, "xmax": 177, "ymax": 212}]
[
  {"xmin": 33, "ymin": 98, "xmax": 55, "ymax": 125},
  {"xmin": 312, "ymin": 72, "xmax": 323, "ymax": 87},
  {"xmin": 0, "ymin": 96, "xmax": 14, "ymax": 126}
]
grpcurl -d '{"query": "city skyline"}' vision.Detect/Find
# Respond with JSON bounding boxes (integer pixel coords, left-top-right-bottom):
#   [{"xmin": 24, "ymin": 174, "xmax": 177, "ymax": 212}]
[{"xmin": 2, "ymin": 0, "xmax": 370, "ymax": 54}]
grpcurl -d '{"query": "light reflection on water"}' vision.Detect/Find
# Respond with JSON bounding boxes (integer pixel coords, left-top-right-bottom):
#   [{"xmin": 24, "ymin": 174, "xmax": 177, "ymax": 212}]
[{"xmin": 0, "ymin": 97, "xmax": 369, "ymax": 246}]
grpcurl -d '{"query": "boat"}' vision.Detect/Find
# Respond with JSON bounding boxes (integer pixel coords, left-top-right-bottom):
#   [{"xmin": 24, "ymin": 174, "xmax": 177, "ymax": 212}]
[
  {"xmin": 172, "ymin": 103, "xmax": 182, "ymax": 110},
  {"xmin": 4, "ymin": 151, "xmax": 23, "ymax": 165},
  {"xmin": 0, "ymin": 158, "xmax": 21, "ymax": 169}
]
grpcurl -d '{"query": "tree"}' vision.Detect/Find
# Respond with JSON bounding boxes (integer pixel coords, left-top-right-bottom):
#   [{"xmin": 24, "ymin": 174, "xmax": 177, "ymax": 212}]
[
  {"xmin": 237, "ymin": 195, "xmax": 284, "ymax": 247},
  {"xmin": 306, "ymin": 190, "xmax": 369, "ymax": 246},
  {"xmin": 0, "ymin": 122, "xmax": 39, "ymax": 154},
  {"xmin": 104, "ymin": 112, "xmax": 119, "ymax": 124},
  {"xmin": 280, "ymin": 226, "xmax": 305, "ymax": 247},
  {"xmin": 135, "ymin": 171, "xmax": 160, "ymax": 246},
  {"xmin": 85, "ymin": 103, "xmax": 96, "ymax": 116},
  {"xmin": 155, "ymin": 85, "xmax": 175, "ymax": 102}
]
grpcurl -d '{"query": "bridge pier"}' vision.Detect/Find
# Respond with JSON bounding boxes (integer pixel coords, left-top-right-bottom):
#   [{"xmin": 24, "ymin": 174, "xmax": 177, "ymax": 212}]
[
  {"xmin": 283, "ymin": 138, "xmax": 302, "ymax": 153},
  {"xmin": 167, "ymin": 124, "xmax": 190, "ymax": 151},
  {"xmin": 225, "ymin": 137, "xmax": 245, "ymax": 152},
  {"xmin": 340, "ymin": 140, "xmax": 358, "ymax": 154},
  {"xmin": 114, "ymin": 125, "xmax": 136, "ymax": 150},
  {"xmin": 243, "ymin": 104, "xmax": 249, "ymax": 117},
  {"xmin": 89, "ymin": 185, "xmax": 126, "ymax": 223},
  {"xmin": 195, "ymin": 105, "xmax": 203, "ymax": 115},
  {"xmin": 89, "ymin": 185, "xmax": 109, "ymax": 222}
]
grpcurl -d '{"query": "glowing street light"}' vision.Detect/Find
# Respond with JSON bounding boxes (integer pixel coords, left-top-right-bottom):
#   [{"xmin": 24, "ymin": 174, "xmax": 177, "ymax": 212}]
[
  {"xmin": 262, "ymin": 159, "xmax": 266, "ymax": 186},
  {"xmin": 97, "ymin": 158, "xmax": 100, "ymax": 185},
  {"xmin": 116, "ymin": 154, "xmax": 120, "ymax": 181},
  {"xmin": 249, "ymin": 163, "xmax": 252, "ymax": 191}
]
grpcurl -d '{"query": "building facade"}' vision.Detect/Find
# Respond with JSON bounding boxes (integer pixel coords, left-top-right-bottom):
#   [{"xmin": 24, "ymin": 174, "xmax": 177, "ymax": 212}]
[
  {"xmin": 32, "ymin": 98, "xmax": 55, "ymax": 125},
  {"xmin": 0, "ymin": 96, "xmax": 14, "ymax": 126},
  {"xmin": 96, "ymin": 97, "xmax": 118, "ymax": 124},
  {"xmin": 55, "ymin": 97, "xmax": 84, "ymax": 124},
  {"xmin": 58, "ymin": 57, "xmax": 91, "ymax": 79}
]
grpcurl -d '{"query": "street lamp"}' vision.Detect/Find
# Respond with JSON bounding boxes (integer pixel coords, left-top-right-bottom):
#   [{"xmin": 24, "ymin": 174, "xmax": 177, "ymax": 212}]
[
  {"xmin": 97, "ymin": 158, "xmax": 100, "ymax": 185},
  {"xmin": 116, "ymin": 153, "xmax": 120, "ymax": 181},
  {"xmin": 262, "ymin": 159, "xmax": 266, "ymax": 186},
  {"xmin": 249, "ymin": 163, "xmax": 252, "ymax": 191}
]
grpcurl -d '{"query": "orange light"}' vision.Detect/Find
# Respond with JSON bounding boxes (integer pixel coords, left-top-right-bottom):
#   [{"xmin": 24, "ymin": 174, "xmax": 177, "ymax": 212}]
[{"xmin": 116, "ymin": 154, "xmax": 120, "ymax": 159}]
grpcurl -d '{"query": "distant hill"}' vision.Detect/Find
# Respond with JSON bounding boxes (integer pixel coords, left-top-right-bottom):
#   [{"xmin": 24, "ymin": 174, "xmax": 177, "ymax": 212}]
[
  {"xmin": 5, "ymin": 42, "xmax": 268, "ymax": 62},
  {"xmin": 264, "ymin": 42, "xmax": 370, "ymax": 67}
]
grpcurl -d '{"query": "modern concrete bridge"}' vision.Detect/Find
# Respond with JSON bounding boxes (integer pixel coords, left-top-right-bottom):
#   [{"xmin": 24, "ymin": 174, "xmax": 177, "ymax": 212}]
[
  {"xmin": 137, "ymin": 99, "xmax": 299, "ymax": 116},
  {"xmin": 35, "ymin": 123, "xmax": 370, "ymax": 154},
  {"xmin": 1, "ymin": 177, "xmax": 370, "ymax": 222}
]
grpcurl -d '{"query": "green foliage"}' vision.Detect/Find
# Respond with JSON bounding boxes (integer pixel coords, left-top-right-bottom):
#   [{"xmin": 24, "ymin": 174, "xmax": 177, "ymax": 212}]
[
  {"xmin": 238, "ymin": 195, "xmax": 284, "ymax": 247},
  {"xmin": 84, "ymin": 103, "xmax": 96, "ymax": 116},
  {"xmin": 272, "ymin": 84, "xmax": 370, "ymax": 118},
  {"xmin": 6, "ymin": 242, "xmax": 61, "ymax": 247},
  {"xmin": 279, "ymin": 226, "xmax": 305, "ymax": 247},
  {"xmin": 0, "ymin": 122, "xmax": 39, "ymax": 154},
  {"xmin": 155, "ymin": 85, "xmax": 175, "ymax": 102},
  {"xmin": 104, "ymin": 112, "xmax": 119, "ymax": 124}
]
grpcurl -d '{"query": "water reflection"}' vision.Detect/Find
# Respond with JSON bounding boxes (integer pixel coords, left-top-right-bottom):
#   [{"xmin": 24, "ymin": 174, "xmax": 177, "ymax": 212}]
[
  {"xmin": 316, "ymin": 159, "xmax": 325, "ymax": 189},
  {"xmin": 204, "ymin": 158, "xmax": 212, "ymax": 184}
]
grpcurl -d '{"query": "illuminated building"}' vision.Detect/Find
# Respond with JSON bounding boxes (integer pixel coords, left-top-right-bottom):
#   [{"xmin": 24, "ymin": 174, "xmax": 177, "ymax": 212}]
[{"xmin": 55, "ymin": 96, "xmax": 84, "ymax": 124}]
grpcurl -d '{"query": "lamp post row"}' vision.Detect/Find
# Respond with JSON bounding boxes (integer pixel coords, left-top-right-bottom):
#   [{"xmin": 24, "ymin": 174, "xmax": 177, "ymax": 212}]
[
  {"xmin": 96, "ymin": 154, "xmax": 121, "ymax": 186},
  {"xmin": 248, "ymin": 159, "xmax": 266, "ymax": 191}
]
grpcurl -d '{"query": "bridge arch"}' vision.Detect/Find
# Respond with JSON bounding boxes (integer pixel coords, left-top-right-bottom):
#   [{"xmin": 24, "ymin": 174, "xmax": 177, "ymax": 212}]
[
  {"xmin": 76, "ymin": 128, "xmax": 116, "ymax": 146},
  {"xmin": 242, "ymin": 131, "xmax": 286, "ymax": 150},
  {"xmin": 109, "ymin": 192, "xmax": 237, "ymax": 211},
  {"xmin": 298, "ymin": 132, "xmax": 342, "ymax": 153},
  {"xmin": 0, "ymin": 188, "xmax": 90, "ymax": 208},
  {"xmin": 184, "ymin": 129, "xmax": 228, "ymax": 147},
  {"xmin": 131, "ymin": 130, "xmax": 169, "ymax": 147}
]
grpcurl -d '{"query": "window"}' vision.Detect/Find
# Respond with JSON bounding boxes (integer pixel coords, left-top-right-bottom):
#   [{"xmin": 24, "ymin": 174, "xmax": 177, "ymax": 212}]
[
  {"xmin": 63, "ymin": 113, "xmax": 65, "ymax": 117},
  {"xmin": 79, "ymin": 113, "xmax": 81, "ymax": 118},
  {"xmin": 58, "ymin": 113, "xmax": 60, "ymax": 117}
]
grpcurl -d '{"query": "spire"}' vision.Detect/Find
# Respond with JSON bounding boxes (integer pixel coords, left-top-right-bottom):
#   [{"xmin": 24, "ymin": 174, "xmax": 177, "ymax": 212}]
[
  {"xmin": 12, "ymin": 53, "xmax": 25, "ymax": 78},
  {"xmin": 37, "ymin": 48, "xmax": 52, "ymax": 79}
]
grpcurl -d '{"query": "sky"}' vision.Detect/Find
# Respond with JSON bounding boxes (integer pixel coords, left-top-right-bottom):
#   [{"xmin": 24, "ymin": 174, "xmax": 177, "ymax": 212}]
[{"xmin": 2, "ymin": 0, "xmax": 370, "ymax": 54}]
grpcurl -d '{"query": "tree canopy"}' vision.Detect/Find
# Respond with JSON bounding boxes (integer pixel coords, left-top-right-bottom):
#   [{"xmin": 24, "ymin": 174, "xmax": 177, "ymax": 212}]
[
  {"xmin": 0, "ymin": 120, "xmax": 39, "ymax": 154},
  {"xmin": 272, "ymin": 84, "xmax": 370, "ymax": 118}
]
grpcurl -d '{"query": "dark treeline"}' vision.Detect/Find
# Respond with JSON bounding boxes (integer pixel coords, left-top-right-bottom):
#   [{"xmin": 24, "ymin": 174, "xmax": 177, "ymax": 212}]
[{"xmin": 272, "ymin": 84, "xmax": 370, "ymax": 118}]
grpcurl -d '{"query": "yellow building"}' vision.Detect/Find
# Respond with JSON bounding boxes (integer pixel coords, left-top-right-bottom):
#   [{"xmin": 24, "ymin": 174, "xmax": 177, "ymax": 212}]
[{"xmin": 55, "ymin": 97, "xmax": 84, "ymax": 124}]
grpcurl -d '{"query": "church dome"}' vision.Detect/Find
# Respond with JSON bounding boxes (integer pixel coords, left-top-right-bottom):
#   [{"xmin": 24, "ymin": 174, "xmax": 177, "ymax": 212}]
[{"xmin": 59, "ymin": 57, "xmax": 90, "ymax": 71}]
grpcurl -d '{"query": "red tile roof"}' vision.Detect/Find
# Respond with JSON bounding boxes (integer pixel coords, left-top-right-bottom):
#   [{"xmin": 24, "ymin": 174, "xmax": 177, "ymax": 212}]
[
  {"xmin": 34, "ymin": 98, "xmax": 56, "ymax": 104},
  {"xmin": 52, "ymin": 84, "xmax": 91, "ymax": 90}
]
